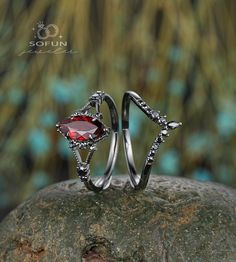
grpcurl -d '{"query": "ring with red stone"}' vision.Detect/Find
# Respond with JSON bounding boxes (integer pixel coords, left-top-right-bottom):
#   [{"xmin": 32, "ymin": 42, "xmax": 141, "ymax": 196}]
[
  {"xmin": 56, "ymin": 91, "xmax": 119, "ymax": 192},
  {"xmin": 122, "ymin": 91, "xmax": 182, "ymax": 190}
]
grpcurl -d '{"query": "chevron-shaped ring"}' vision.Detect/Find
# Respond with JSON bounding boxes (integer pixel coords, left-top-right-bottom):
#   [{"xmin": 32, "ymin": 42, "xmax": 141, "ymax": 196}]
[{"xmin": 122, "ymin": 91, "xmax": 182, "ymax": 190}]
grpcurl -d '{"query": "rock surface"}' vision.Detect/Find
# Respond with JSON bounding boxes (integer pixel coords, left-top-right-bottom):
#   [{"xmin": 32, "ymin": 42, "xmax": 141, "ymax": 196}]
[{"xmin": 0, "ymin": 176, "xmax": 235, "ymax": 262}]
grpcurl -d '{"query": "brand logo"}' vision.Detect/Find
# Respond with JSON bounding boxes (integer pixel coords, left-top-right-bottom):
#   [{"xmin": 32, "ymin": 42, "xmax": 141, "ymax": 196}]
[
  {"xmin": 18, "ymin": 21, "xmax": 78, "ymax": 56},
  {"xmin": 34, "ymin": 22, "xmax": 59, "ymax": 40}
]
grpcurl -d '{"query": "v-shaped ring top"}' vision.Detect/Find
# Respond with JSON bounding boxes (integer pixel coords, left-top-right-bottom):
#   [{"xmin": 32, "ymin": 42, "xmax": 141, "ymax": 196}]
[
  {"xmin": 122, "ymin": 91, "xmax": 182, "ymax": 190},
  {"xmin": 56, "ymin": 91, "xmax": 119, "ymax": 192}
]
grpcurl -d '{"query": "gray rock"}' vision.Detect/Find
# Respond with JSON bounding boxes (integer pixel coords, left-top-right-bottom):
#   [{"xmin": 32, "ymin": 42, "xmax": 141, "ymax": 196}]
[{"xmin": 0, "ymin": 176, "xmax": 235, "ymax": 262}]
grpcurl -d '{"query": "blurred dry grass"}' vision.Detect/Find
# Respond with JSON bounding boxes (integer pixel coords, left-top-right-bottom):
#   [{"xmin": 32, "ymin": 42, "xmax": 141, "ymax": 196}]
[{"xmin": 0, "ymin": 0, "xmax": 236, "ymax": 218}]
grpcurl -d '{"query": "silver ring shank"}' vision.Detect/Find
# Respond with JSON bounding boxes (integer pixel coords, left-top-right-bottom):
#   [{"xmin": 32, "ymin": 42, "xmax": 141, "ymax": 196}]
[{"xmin": 84, "ymin": 93, "xmax": 119, "ymax": 192}]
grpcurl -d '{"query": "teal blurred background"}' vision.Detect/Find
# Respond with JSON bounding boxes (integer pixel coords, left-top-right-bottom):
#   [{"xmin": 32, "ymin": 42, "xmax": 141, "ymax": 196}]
[{"xmin": 0, "ymin": 0, "xmax": 236, "ymax": 220}]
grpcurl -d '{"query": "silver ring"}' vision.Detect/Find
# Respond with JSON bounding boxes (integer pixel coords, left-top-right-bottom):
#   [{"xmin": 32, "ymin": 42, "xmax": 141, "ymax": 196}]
[
  {"xmin": 56, "ymin": 91, "xmax": 119, "ymax": 192},
  {"xmin": 122, "ymin": 91, "xmax": 182, "ymax": 190}
]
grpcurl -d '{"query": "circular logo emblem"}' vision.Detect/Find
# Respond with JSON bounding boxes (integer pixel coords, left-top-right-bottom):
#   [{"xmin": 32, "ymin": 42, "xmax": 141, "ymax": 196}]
[{"xmin": 37, "ymin": 24, "xmax": 59, "ymax": 40}]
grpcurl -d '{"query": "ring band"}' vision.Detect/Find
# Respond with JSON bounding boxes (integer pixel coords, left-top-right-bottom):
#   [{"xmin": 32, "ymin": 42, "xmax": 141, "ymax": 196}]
[
  {"xmin": 122, "ymin": 91, "xmax": 182, "ymax": 190},
  {"xmin": 56, "ymin": 91, "xmax": 119, "ymax": 192}
]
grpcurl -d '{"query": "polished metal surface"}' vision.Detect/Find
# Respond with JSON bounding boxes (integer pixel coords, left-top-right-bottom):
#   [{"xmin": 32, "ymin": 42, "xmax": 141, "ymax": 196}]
[{"xmin": 122, "ymin": 91, "xmax": 182, "ymax": 190}]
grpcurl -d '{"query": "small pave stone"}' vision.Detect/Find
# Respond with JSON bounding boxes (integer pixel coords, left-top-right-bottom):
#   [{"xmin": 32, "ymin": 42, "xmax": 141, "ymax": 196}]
[{"xmin": 168, "ymin": 121, "xmax": 182, "ymax": 129}]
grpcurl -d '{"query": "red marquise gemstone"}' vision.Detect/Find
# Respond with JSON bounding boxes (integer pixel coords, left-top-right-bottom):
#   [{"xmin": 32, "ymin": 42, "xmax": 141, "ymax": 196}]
[{"xmin": 58, "ymin": 115, "xmax": 105, "ymax": 141}]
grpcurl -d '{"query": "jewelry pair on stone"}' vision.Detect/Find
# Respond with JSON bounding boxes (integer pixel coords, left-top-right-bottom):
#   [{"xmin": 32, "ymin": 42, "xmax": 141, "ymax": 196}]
[{"xmin": 56, "ymin": 91, "xmax": 182, "ymax": 192}]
